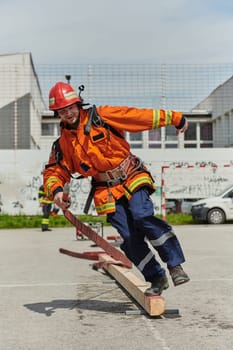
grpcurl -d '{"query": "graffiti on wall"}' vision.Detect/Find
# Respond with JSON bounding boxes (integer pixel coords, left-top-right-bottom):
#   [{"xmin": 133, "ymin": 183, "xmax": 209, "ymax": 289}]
[
  {"xmin": 1, "ymin": 148, "xmax": 233, "ymax": 215},
  {"xmin": 20, "ymin": 176, "xmax": 42, "ymax": 201},
  {"xmin": 68, "ymin": 178, "xmax": 94, "ymax": 213},
  {"xmin": 163, "ymin": 163, "xmax": 233, "ymax": 199},
  {"xmin": 1, "ymin": 175, "xmax": 93, "ymax": 215}
]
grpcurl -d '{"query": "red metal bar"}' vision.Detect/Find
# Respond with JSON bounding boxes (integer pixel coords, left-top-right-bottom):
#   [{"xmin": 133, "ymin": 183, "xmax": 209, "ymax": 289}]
[
  {"xmin": 107, "ymin": 235, "xmax": 122, "ymax": 241},
  {"xmin": 59, "ymin": 249, "xmax": 105, "ymax": 260},
  {"xmin": 62, "ymin": 209, "xmax": 132, "ymax": 269},
  {"xmin": 59, "ymin": 248, "xmax": 126, "ymax": 270}
]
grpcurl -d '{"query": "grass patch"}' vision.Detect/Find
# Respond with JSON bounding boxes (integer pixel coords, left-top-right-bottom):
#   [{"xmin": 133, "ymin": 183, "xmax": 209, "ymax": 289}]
[
  {"xmin": 0, "ymin": 213, "xmax": 194, "ymax": 229},
  {"xmin": 165, "ymin": 213, "xmax": 194, "ymax": 225}
]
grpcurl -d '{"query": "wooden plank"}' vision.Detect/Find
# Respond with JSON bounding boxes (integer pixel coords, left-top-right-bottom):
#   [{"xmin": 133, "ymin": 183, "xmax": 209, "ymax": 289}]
[{"xmin": 99, "ymin": 254, "xmax": 165, "ymax": 316}]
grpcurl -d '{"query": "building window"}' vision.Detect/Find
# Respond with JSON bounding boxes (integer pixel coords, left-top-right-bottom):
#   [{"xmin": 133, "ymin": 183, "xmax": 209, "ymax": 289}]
[
  {"xmin": 41, "ymin": 123, "xmax": 59, "ymax": 136},
  {"xmin": 184, "ymin": 121, "xmax": 213, "ymax": 148},
  {"xmin": 149, "ymin": 144, "xmax": 161, "ymax": 148},
  {"xmin": 184, "ymin": 123, "xmax": 196, "ymax": 140},
  {"xmin": 130, "ymin": 132, "xmax": 142, "ymax": 141},
  {"xmin": 149, "ymin": 129, "xmax": 161, "ymax": 141},
  {"xmin": 165, "ymin": 126, "xmax": 177, "ymax": 141},
  {"xmin": 200, "ymin": 143, "xmax": 213, "ymax": 148},
  {"xmin": 184, "ymin": 144, "xmax": 197, "ymax": 148},
  {"xmin": 149, "ymin": 129, "xmax": 161, "ymax": 148},
  {"xmin": 165, "ymin": 144, "xmax": 177, "ymax": 148},
  {"xmin": 200, "ymin": 122, "xmax": 212, "ymax": 141},
  {"xmin": 130, "ymin": 144, "xmax": 143, "ymax": 149}
]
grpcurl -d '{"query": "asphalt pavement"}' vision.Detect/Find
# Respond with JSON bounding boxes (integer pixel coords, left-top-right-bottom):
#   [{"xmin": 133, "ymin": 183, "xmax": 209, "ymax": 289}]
[{"xmin": 0, "ymin": 223, "xmax": 232, "ymax": 350}]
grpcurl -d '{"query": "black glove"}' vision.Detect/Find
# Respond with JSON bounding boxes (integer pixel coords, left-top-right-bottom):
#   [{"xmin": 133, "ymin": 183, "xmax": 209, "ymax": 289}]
[{"xmin": 176, "ymin": 116, "xmax": 186, "ymax": 130}]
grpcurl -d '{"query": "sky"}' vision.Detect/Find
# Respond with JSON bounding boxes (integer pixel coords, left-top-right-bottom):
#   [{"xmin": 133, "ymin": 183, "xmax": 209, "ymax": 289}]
[{"xmin": 1, "ymin": 0, "xmax": 233, "ymax": 66}]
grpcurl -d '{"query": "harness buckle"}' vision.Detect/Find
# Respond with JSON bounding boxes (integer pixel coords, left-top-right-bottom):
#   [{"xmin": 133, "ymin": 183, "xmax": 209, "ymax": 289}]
[{"xmin": 106, "ymin": 178, "xmax": 122, "ymax": 187}]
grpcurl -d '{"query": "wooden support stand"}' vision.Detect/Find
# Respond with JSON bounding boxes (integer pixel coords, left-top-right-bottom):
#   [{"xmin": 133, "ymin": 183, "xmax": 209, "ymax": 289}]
[{"xmin": 100, "ymin": 254, "xmax": 165, "ymax": 316}]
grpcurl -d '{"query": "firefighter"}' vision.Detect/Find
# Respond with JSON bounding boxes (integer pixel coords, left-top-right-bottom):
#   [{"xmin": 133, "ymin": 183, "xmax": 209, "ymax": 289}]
[
  {"xmin": 38, "ymin": 185, "xmax": 59, "ymax": 231},
  {"xmin": 43, "ymin": 82, "xmax": 190, "ymax": 296}
]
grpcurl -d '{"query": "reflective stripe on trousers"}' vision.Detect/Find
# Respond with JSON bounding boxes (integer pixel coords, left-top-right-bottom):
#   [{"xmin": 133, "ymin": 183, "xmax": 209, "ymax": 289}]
[
  {"xmin": 42, "ymin": 218, "xmax": 49, "ymax": 225},
  {"xmin": 107, "ymin": 187, "xmax": 185, "ymax": 282}
]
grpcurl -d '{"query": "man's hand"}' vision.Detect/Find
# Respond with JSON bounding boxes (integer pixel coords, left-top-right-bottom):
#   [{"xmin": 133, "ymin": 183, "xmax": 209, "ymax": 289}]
[
  {"xmin": 54, "ymin": 191, "xmax": 71, "ymax": 211},
  {"xmin": 176, "ymin": 118, "xmax": 188, "ymax": 135}
]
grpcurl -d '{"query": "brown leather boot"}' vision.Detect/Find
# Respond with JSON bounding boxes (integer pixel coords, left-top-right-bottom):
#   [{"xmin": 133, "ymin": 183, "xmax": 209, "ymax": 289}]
[
  {"xmin": 145, "ymin": 275, "xmax": 169, "ymax": 296},
  {"xmin": 169, "ymin": 265, "xmax": 190, "ymax": 286}
]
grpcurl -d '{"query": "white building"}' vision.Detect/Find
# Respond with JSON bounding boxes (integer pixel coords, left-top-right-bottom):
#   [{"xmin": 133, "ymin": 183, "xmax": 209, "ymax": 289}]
[
  {"xmin": 195, "ymin": 75, "xmax": 233, "ymax": 147},
  {"xmin": 0, "ymin": 52, "xmax": 46, "ymax": 149}
]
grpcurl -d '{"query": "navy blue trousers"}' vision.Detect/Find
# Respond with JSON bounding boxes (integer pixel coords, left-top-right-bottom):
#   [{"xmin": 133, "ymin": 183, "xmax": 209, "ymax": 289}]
[{"xmin": 107, "ymin": 187, "xmax": 185, "ymax": 282}]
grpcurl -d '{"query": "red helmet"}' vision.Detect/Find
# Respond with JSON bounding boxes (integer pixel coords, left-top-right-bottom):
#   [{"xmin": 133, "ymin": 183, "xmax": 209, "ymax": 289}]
[{"xmin": 49, "ymin": 82, "xmax": 82, "ymax": 110}]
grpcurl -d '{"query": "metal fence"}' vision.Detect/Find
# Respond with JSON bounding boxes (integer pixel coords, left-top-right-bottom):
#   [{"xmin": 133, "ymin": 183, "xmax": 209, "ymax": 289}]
[
  {"xmin": 1, "ymin": 62, "xmax": 233, "ymax": 150},
  {"xmin": 36, "ymin": 63, "xmax": 233, "ymax": 111}
]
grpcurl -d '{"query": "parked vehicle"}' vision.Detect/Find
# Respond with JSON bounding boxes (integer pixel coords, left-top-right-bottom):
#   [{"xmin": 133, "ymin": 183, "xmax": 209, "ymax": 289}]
[{"xmin": 191, "ymin": 185, "xmax": 233, "ymax": 224}]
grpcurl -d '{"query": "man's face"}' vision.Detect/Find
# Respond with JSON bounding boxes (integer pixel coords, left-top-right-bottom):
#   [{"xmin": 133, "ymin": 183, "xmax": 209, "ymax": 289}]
[{"xmin": 57, "ymin": 103, "xmax": 79, "ymax": 126}]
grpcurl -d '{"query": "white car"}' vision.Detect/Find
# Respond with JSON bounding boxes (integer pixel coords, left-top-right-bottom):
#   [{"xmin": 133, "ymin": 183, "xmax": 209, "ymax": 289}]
[{"xmin": 191, "ymin": 185, "xmax": 233, "ymax": 224}]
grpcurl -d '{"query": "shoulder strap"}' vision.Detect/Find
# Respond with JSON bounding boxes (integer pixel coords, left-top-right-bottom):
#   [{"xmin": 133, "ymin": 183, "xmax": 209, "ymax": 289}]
[
  {"xmin": 44, "ymin": 137, "xmax": 62, "ymax": 169},
  {"xmin": 85, "ymin": 105, "xmax": 123, "ymax": 139},
  {"xmin": 45, "ymin": 138, "xmax": 84, "ymax": 180}
]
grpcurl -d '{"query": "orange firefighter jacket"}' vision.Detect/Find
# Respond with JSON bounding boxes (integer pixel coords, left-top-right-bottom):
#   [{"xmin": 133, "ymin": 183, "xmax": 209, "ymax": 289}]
[{"xmin": 43, "ymin": 106, "xmax": 184, "ymax": 215}]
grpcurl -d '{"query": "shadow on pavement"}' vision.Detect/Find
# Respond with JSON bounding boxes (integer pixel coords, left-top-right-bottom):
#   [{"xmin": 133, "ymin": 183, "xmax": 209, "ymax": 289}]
[{"xmin": 24, "ymin": 298, "xmax": 135, "ymax": 317}]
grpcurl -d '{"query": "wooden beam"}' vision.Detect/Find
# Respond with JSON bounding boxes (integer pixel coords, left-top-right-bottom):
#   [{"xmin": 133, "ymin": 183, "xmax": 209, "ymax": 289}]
[{"xmin": 99, "ymin": 254, "xmax": 165, "ymax": 316}]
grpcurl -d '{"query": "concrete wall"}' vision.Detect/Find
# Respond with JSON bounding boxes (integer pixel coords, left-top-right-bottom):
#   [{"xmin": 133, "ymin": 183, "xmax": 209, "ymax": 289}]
[{"xmin": 1, "ymin": 149, "xmax": 233, "ymax": 215}]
